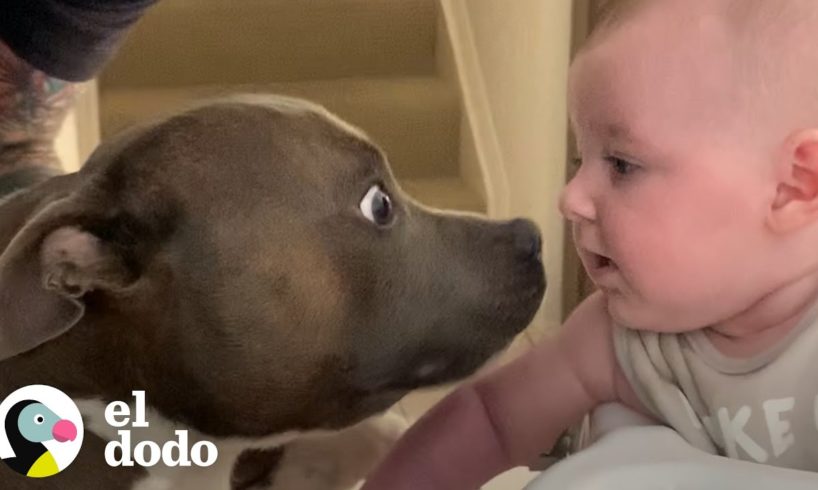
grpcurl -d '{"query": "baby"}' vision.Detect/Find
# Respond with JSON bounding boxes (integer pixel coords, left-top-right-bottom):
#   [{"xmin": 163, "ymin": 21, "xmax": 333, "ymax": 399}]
[{"xmin": 361, "ymin": 0, "xmax": 818, "ymax": 488}]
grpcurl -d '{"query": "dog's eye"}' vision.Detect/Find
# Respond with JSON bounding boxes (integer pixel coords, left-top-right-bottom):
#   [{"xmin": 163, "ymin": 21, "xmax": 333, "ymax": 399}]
[{"xmin": 360, "ymin": 185, "xmax": 393, "ymax": 226}]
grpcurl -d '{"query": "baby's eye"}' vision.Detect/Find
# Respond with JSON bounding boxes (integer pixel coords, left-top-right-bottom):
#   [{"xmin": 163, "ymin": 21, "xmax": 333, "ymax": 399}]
[{"xmin": 604, "ymin": 156, "xmax": 638, "ymax": 177}]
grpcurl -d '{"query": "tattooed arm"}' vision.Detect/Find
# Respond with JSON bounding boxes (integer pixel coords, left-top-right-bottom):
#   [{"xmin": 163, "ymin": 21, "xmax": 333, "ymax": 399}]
[
  {"xmin": 0, "ymin": 0, "xmax": 156, "ymax": 190},
  {"xmin": 0, "ymin": 39, "xmax": 76, "ymax": 175}
]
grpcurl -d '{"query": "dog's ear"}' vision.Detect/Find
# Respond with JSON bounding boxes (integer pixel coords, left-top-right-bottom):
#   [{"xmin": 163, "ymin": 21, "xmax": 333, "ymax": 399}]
[{"xmin": 0, "ymin": 195, "xmax": 135, "ymax": 361}]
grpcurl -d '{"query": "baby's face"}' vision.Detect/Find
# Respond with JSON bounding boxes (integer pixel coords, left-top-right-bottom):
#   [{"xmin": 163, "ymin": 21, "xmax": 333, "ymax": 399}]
[{"xmin": 562, "ymin": 6, "xmax": 780, "ymax": 331}]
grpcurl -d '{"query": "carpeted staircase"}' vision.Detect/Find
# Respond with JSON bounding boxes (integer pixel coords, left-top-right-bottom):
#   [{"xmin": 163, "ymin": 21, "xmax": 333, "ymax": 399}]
[{"xmin": 98, "ymin": 0, "xmax": 484, "ymax": 213}]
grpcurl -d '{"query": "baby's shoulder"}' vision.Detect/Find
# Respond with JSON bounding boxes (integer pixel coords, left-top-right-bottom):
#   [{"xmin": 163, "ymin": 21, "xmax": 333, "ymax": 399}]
[
  {"xmin": 563, "ymin": 290, "xmax": 613, "ymax": 334},
  {"xmin": 556, "ymin": 291, "xmax": 625, "ymax": 403},
  {"xmin": 559, "ymin": 291, "xmax": 653, "ymax": 414}
]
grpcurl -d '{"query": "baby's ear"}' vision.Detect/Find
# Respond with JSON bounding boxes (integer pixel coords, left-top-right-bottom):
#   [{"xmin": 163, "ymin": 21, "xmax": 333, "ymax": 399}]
[{"xmin": 768, "ymin": 129, "xmax": 818, "ymax": 233}]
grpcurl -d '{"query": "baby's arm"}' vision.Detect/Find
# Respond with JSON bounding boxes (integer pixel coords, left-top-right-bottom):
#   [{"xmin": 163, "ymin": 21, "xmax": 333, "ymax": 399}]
[{"xmin": 361, "ymin": 291, "xmax": 644, "ymax": 490}]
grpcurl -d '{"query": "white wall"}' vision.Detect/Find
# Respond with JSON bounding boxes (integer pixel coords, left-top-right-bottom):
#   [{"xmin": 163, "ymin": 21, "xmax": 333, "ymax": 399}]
[
  {"xmin": 55, "ymin": 80, "xmax": 100, "ymax": 173},
  {"xmin": 462, "ymin": 0, "xmax": 573, "ymax": 337},
  {"xmin": 54, "ymin": 106, "xmax": 80, "ymax": 172}
]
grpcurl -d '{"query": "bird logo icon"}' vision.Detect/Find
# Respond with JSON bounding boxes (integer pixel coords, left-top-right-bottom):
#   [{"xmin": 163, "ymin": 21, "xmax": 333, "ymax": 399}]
[{"xmin": 0, "ymin": 386, "xmax": 83, "ymax": 478}]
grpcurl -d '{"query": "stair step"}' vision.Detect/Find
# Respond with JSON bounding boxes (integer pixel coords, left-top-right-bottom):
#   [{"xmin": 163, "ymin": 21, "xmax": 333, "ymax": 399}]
[
  {"xmin": 100, "ymin": 77, "xmax": 461, "ymax": 179},
  {"xmin": 400, "ymin": 177, "xmax": 485, "ymax": 213},
  {"xmin": 101, "ymin": 0, "xmax": 438, "ymax": 88}
]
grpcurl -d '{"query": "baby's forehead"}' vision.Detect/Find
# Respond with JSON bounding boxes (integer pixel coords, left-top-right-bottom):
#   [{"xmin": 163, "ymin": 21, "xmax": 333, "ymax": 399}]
[
  {"xmin": 568, "ymin": 0, "xmax": 818, "ymax": 163},
  {"xmin": 582, "ymin": 0, "xmax": 818, "ymax": 89},
  {"xmin": 575, "ymin": 0, "xmax": 818, "ymax": 129},
  {"xmin": 592, "ymin": 0, "xmax": 771, "ymax": 38},
  {"xmin": 567, "ymin": 15, "xmax": 751, "ymax": 153},
  {"xmin": 568, "ymin": 21, "xmax": 737, "ymax": 117},
  {"xmin": 584, "ymin": 1, "xmax": 733, "ymax": 62}
]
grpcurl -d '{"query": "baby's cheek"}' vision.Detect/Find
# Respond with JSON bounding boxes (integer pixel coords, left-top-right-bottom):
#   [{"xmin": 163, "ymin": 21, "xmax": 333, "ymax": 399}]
[{"xmin": 615, "ymin": 241, "xmax": 703, "ymax": 319}]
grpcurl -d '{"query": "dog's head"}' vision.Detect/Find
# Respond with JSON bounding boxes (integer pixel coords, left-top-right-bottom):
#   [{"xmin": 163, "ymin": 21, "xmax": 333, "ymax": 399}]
[{"xmin": 0, "ymin": 96, "xmax": 545, "ymax": 436}]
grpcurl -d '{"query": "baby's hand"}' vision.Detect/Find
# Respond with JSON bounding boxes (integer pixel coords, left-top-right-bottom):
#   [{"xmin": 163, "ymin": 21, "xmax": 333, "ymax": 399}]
[{"xmin": 362, "ymin": 291, "xmax": 642, "ymax": 489}]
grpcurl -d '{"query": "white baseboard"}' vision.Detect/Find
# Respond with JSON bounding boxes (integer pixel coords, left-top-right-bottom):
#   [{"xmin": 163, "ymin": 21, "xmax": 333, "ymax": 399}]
[{"xmin": 438, "ymin": 0, "xmax": 510, "ymax": 218}]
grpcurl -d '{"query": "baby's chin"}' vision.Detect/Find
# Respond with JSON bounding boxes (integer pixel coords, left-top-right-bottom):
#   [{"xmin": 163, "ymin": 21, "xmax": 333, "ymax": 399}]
[{"xmin": 605, "ymin": 294, "xmax": 707, "ymax": 333}]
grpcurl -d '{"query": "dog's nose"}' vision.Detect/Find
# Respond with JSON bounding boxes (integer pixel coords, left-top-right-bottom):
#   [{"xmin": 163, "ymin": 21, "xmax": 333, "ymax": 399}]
[{"xmin": 510, "ymin": 218, "xmax": 542, "ymax": 262}]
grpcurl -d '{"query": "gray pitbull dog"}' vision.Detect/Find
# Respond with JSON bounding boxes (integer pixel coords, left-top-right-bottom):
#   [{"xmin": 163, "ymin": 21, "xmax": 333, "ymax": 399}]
[{"xmin": 0, "ymin": 95, "xmax": 545, "ymax": 489}]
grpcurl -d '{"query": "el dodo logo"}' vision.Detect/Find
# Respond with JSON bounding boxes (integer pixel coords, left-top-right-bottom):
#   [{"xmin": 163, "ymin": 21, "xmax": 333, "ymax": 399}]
[{"xmin": 0, "ymin": 385, "xmax": 83, "ymax": 478}]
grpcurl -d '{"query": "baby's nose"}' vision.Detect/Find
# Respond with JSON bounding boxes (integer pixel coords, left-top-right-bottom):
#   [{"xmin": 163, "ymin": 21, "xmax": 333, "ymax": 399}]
[{"xmin": 559, "ymin": 177, "xmax": 596, "ymax": 223}]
